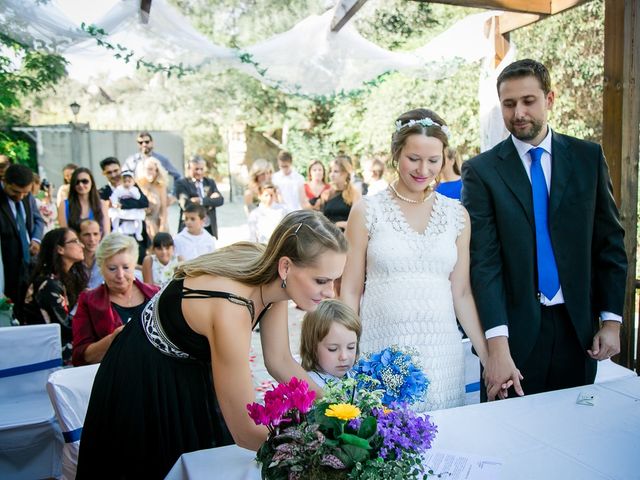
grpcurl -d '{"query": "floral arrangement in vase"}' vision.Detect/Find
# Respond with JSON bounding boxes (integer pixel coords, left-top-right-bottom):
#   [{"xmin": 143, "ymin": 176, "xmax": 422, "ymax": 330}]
[{"xmin": 247, "ymin": 347, "xmax": 437, "ymax": 479}]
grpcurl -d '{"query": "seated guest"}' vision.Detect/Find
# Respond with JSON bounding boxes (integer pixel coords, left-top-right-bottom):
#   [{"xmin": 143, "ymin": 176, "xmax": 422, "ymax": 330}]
[
  {"xmin": 72, "ymin": 233, "xmax": 159, "ymax": 366},
  {"xmin": 142, "ymin": 232, "xmax": 181, "ymax": 287},
  {"xmin": 173, "ymin": 203, "xmax": 216, "ymax": 261},
  {"xmin": 78, "ymin": 219, "xmax": 103, "ymax": 289},
  {"xmin": 23, "ymin": 228, "xmax": 87, "ymax": 364}
]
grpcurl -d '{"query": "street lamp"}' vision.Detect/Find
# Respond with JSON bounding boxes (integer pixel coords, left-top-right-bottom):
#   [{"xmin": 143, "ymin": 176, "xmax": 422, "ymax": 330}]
[{"xmin": 69, "ymin": 101, "xmax": 80, "ymax": 124}]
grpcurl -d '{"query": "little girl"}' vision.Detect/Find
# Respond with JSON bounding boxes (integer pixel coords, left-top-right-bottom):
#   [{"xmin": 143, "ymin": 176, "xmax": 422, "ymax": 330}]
[
  {"xmin": 300, "ymin": 299, "xmax": 362, "ymax": 388},
  {"xmin": 142, "ymin": 232, "xmax": 182, "ymax": 286}
]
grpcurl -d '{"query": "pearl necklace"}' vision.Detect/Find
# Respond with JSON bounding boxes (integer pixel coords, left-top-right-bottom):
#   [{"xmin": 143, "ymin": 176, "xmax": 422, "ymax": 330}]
[{"xmin": 389, "ymin": 182, "xmax": 434, "ymax": 204}]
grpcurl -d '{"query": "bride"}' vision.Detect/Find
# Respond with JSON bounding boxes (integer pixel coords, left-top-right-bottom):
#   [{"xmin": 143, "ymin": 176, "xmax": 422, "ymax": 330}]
[{"xmin": 341, "ymin": 108, "xmax": 499, "ymax": 411}]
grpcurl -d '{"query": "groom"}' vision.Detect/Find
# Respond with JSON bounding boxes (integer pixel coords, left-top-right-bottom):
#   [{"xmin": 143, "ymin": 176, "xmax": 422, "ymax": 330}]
[{"xmin": 462, "ymin": 59, "xmax": 627, "ymax": 400}]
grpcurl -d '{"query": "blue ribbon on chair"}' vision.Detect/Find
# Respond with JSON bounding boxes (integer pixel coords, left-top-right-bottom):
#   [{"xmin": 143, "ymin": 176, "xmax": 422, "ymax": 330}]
[
  {"xmin": 63, "ymin": 427, "xmax": 83, "ymax": 443},
  {"xmin": 465, "ymin": 381, "xmax": 481, "ymax": 393},
  {"xmin": 0, "ymin": 358, "xmax": 62, "ymax": 378}
]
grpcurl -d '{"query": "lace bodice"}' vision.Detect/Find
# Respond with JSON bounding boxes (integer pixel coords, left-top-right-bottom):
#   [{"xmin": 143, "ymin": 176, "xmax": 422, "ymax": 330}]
[{"xmin": 359, "ymin": 190, "xmax": 466, "ymax": 412}]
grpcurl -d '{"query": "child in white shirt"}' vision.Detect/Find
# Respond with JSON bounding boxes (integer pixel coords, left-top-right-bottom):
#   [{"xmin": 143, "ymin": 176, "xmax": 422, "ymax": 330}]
[
  {"xmin": 142, "ymin": 232, "xmax": 182, "ymax": 286},
  {"xmin": 109, "ymin": 170, "xmax": 146, "ymax": 241},
  {"xmin": 247, "ymin": 183, "xmax": 288, "ymax": 244},
  {"xmin": 299, "ymin": 299, "xmax": 361, "ymax": 388},
  {"xmin": 173, "ymin": 204, "xmax": 216, "ymax": 261}
]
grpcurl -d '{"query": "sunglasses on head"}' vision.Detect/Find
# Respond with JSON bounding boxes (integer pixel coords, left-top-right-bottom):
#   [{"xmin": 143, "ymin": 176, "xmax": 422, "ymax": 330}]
[
  {"xmin": 75, "ymin": 178, "xmax": 91, "ymax": 186},
  {"xmin": 138, "ymin": 139, "xmax": 151, "ymax": 145}
]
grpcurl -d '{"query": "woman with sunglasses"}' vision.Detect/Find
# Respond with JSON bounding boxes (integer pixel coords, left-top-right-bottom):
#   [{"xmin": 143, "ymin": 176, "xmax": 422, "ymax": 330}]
[
  {"xmin": 23, "ymin": 228, "xmax": 88, "ymax": 364},
  {"xmin": 58, "ymin": 167, "xmax": 109, "ymax": 235}
]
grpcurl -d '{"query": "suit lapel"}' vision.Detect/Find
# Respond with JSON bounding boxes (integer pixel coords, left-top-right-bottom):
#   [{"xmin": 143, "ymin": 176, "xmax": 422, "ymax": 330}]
[
  {"xmin": 0, "ymin": 187, "xmax": 19, "ymax": 236},
  {"xmin": 494, "ymin": 138, "xmax": 534, "ymax": 226},
  {"xmin": 549, "ymin": 133, "xmax": 573, "ymax": 222}
]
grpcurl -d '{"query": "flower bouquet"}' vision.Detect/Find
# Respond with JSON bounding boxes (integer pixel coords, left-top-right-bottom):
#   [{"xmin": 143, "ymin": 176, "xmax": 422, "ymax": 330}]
[
  {"xmin": 0, "ymin": 296, "xmax": 15, "ymax": 327},
  {"xmin": 353, "ymin": 345, "xmax": 429, "ymax": 405},
  {"xmin": 247, "ymin": 372, "xmax": 438, "ymax": 479}
]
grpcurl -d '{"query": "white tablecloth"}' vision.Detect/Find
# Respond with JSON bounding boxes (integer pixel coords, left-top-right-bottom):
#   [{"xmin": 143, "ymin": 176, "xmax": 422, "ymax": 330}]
[{"xmin": 165, "ymin": 376, "xmax": 640, "ymax": 480}]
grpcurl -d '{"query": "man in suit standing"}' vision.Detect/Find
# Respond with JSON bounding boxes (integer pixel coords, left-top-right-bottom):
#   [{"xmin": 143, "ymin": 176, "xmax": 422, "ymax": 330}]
[
  {"xmin": 462, "ymin": 59, "xmax": 627, "ymax": 401},
  {"xmin": 0, "ymin": 164, "xmax": 45, "ymax": 321},
  {"xmin": 175, "ymin": 156, "xmax": 224, "ymax": 239}
]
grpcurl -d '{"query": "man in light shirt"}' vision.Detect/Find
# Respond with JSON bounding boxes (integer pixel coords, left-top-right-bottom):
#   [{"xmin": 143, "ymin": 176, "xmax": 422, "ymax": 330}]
[
  {"xmin": 271, "ymin": 151, "xmax": 307, "ymax": 212},
  {"xmin": 462, "ymin": 59, "xmax": 627, "ymax": 400}
]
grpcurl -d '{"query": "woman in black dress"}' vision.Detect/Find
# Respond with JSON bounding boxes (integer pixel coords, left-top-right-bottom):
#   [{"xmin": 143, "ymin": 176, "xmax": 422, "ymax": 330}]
[
  {"xmin": 319, "ymin": 155, "xmax": 361, "ymax": 231},
  {"xmin": 76, "ymin": 210, "xmax": 348, "ymax": 479}
]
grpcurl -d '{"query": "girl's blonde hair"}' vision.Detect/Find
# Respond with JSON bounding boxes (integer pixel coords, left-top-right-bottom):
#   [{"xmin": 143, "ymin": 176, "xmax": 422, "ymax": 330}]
[
  {"xmin": 174, "ymin": 210, "xmax": 348, "ymax": 284},
  {"xmin": 300, "ymin": 299, "xmax": 362, "ymax": 371},
  {"xmin": 137, "ymin": 157, "xmax": 168, "ymax": 187},
  {"xmin": 329, "ymin": 156, "xmax": 356, "ymax": 206}
]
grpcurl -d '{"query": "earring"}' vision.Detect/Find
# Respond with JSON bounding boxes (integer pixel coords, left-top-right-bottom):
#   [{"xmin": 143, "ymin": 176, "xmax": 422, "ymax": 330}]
[{"xmin": 281, "ymin": 278, "xmax": 287, "ymax": 289}]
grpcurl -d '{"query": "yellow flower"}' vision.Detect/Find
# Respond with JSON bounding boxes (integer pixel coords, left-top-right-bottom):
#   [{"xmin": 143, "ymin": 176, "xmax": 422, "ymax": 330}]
[
  {"xmin": 325, "ymin": 403, "xmax": 361, "ymax": 421},
  {"xmin": 382, "ymin": 407, "xmax": 393, "ymax": 415}
]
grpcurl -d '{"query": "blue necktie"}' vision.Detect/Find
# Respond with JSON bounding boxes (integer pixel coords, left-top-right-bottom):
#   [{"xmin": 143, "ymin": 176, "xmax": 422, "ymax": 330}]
[
  {"xmin": 529, "ymin": 147, "xmax": 560, "ymax": 299},
  {"xmin": 14, "ymin": 200, "xmax": 31, "ymax": 265}
]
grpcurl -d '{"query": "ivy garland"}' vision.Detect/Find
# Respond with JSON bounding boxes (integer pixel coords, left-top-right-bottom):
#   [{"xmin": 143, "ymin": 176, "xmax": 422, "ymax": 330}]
[{"xmin": 80, "ymin": 23, "xmax": 392, "ymax": 102}]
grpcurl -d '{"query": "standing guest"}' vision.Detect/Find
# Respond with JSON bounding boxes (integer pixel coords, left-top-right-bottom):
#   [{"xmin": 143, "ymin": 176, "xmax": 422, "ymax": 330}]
[
  {"xmin": 247, "ymin": 183, "xmax": 288, "ymax": 244},
  {"xmin": 108, "ymin": 170, "xmax": 146, "ymax": 241},
  {"xmin": 34, "ymin": 178, "xmax": 57, "ymax": 233},
  {"xmin": 173, "ymin": 204, "xmax": 216, "ymax": 261},
  {"xmin": 124, "ymin": 131, "xmax": 182, "ymax": 184},
  {"xmin": 365, "ymin": 159, "xmax": 389, "ymax": 197},
  {"xmin": 142, "ymin": 232, "xmax": 182, "ymax": 287},
  {"xmin": 72, "ymin": 233, "xmax": 159, "ymax": 366},
  {"xmin": 23, "ymin": 228, "xmax": 87, "ymax": 363},
  {"xmin": 462, "ymin": 59, "xmax": 627, "ymax": 400},
  {"xmin": 136, "ymin": 157, "xmax": 169, "ymax": 239},
  {"xmin": 99, "ymin": 157, "xmax": 150, "ymax": 264},
  {"xmin": 78, "ymin": 219, "xmax": 104, "ymax": 289},
  {"xmin": 436, "ymin": 147, "xmax": 463, "ymax": 200},
  {"xmin": 58, "ymin": 167, "xmax": 109, "ymax": 235},
  {"xmin": 272, "ymin": 151, "xmax": 307, "ymax": 212},
  {"xmin": 303, "ymin": 160, "xmax": 330, "ymax": 209},
  {"xmin": 340, "ymin": 109, "xmax": 493, "ymax": 412},
  {"xmin": 76, "ymin": 210, "xmax": 347, "ymax": 479},
  {"xmin": 318, "ymin": 156, "xmax": 361, "ymax": 231},
  {"xmin": 0, "ymin": 164, "xmax": 45, "ymax": 321},
  {"xmin": 55, "ymin": 163, "xmax": 78, "ymax": 208},
  {"xmin": 175, "ymin": 156, "xmax": 224, "ymax": 238},
  {"xmin": 243, "ymin": 158, "xmax": 275, "ymax": 216},
  {"xmin": 0, "ymin": 154, "xmax": 12, "ymax": 181}
]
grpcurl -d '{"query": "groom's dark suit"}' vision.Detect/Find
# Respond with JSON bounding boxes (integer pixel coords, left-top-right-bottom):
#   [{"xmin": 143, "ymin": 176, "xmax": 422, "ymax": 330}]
[{"xmin": 462, "ymin": 131, "xmax": 627, "ymax": 392}]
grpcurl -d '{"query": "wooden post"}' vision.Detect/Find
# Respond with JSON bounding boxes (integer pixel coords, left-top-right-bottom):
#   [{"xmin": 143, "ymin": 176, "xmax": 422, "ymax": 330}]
[{"xmin": 603, "ymin": 0, "xmax": 640, "ymax": 371}]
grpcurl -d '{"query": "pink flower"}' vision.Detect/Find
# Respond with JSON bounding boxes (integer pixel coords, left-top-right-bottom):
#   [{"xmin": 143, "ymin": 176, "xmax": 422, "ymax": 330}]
[{"xmin": 247, "ymin": 377, "xmax": 316, "ymax": 429}]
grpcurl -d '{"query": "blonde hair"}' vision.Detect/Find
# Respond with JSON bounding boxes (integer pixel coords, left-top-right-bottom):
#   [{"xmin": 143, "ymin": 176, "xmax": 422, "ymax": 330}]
[
  {"xmin": 300, "ymin": 299, "xmax": 362, "ymax": 371},
  {"xmin": 96, "ymin": 233, "xmax": 139, "ymax": 271},
  {"xmin": 137, "ymin": 157, "xmax": 168, "ymax": 187},
  {"xmin": 248, "ymin": 158, "xmax": 274, "ymax": 190},
  {"xmin": 329, "ymin": 156, "xmax": 356, "ymax": 206},
  {"xmin": 174, "ymin": 210, "xmax": 348, "ymax": 284}
]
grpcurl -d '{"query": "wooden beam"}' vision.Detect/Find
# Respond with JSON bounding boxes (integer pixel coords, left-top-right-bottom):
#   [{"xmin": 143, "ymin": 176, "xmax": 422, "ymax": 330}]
[
  {"xmin": 140, "ymin": 0, "xmax": 152, "ymax": 24},
  {"xmin": 331, "ymin": 0, "xmax": 369, "ymax": 32},
  {"xmin": 498, "ymin": 12, "xmax": 544, "ymax": 34},
  {"xmin": 603, "ymin": 0, "xmax": 640, "ymax": 371},
  {"xmin": 412, "ymin": 0, "xmax": 589, "ymax": 16}
]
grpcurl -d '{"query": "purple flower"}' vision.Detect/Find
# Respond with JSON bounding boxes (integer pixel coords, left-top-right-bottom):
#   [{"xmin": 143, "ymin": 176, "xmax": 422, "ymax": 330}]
[{"xmin": 373, "ymin": 403, "xmax": 437, "ymax": 460}]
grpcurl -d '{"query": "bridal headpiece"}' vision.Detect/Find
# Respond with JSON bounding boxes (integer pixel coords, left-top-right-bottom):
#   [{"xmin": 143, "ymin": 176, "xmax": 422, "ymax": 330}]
[{"xmin": 395, "ymin": 117, "xmax": 450, "ymax": 138}]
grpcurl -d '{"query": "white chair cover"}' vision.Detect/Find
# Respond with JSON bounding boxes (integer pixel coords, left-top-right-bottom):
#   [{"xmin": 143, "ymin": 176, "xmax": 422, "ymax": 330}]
[
  {"xmin": 47, "ymin": 364, "xmax": 99, "ymax": 480},
  {"xmin": 0, "ymin": 324, "xmax": 63, "ymax": 479}
]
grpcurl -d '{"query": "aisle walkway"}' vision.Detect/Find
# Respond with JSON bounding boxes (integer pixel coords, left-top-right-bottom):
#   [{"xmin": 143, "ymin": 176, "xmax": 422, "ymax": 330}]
[{"xmin": 169, "ymin": 183, "xmax": 304, "ymax": 400}]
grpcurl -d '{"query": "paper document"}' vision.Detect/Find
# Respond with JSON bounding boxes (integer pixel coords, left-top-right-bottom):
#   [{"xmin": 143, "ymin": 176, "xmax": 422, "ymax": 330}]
[{"xmin": 423, "ymin": 449, "xmax": 503, "ymax": 479}]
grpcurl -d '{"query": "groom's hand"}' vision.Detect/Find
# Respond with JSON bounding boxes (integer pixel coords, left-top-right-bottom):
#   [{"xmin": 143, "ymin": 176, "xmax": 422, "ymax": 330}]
[
  {"xmin": 587, "ymin": 321, "xmax": 621, "ymax": 361},
  {"xmin": 484, "ymin": 336, "xmax": 524, "ymax": 401}
]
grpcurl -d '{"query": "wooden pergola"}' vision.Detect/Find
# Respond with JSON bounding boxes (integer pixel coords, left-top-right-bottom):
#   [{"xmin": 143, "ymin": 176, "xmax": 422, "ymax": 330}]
[{"xmin": 142, "ymin": 0, "xmax": 640, "ymax": 371}]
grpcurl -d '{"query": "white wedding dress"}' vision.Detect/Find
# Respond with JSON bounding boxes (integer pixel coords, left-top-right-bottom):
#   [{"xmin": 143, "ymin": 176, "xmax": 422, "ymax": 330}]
[{"xmin": 359, "ymin": 189, "xmax": 466, "ymax": 412}]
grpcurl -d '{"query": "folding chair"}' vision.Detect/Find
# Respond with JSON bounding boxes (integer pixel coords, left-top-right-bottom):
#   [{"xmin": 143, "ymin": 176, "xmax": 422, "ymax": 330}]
[
  {"xmin": 0, "ymin": 324, "xmax": 63, "ymax": 479},
  {"xmin": 47, "ymin": 364, "xmax": 99, "ymax": 480}
]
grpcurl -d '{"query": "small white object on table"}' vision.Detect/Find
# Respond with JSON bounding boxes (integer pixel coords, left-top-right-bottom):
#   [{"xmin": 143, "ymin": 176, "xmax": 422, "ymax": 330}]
[{"xmin": 166, "ymin": 376, "xmax": 640, "ymax": 480}]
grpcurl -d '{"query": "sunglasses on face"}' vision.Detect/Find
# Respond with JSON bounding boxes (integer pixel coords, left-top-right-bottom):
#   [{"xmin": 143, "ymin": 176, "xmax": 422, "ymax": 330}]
[
  {"xmin": 138, "ymin": 139, "xmax": 151, "ymax": 145},
  {"xmin": 76, "ymin": 178, "xmax": 91, "ymax": 186}
]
